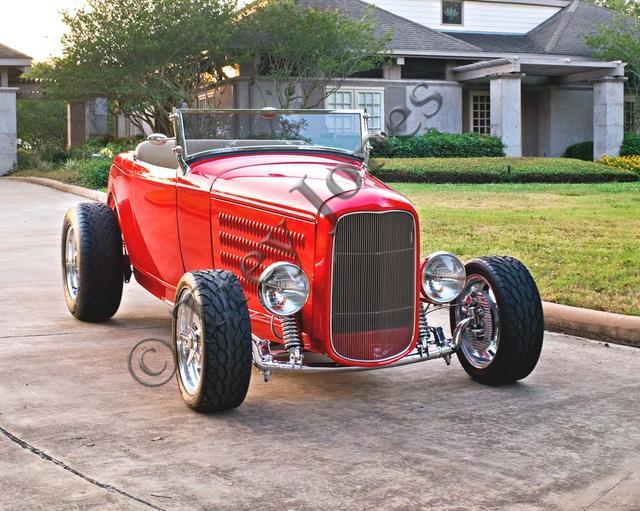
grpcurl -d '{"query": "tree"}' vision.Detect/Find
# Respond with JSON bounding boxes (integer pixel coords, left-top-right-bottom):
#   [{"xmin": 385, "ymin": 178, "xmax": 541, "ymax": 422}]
[
  {"xmin": 235, "ymin": 0, "xmax": 391, "ymax": 108},
  {"xmin": 17, "ymin": 99, "xmax": 67, "ymax": 150},
  {"xmin": 37, "ymin": 0, "xmax": 237, "ymax": 134},
  {"xmin": 593, "ymin": 0, "xmax": 640, "ymax": 17},
  {"xmin": 588, "ymin": 2, "xmax": 640, "ymax": 131}
]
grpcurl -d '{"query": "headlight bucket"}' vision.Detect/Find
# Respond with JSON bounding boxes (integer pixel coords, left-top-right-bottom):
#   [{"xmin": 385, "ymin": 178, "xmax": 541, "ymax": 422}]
[
  {"xmin": 420, "ymin": 252, "xmax": 466, "ymax": 304},
  {"xmin": 258, "ymin": 262, "xmax": 310, "ymax": 316}
]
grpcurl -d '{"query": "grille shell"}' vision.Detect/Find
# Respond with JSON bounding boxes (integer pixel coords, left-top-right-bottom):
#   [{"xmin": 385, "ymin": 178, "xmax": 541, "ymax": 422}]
[{"xmin": 330, "ymin": 211, "xmax": 417, "ymax": 362}]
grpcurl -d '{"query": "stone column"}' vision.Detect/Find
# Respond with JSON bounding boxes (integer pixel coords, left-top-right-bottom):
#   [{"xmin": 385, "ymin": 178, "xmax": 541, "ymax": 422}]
[
  {"xmin": 67, "ymin": 101, "xmax": 86, "ymax": 149},
  {"xmin": 490, "ymin": 74, "xmax": 523, "ymax": 157},
  {"xmin": 86, "ymin": 98, "xmax": 108, "ymax": 139},
  {"xmin": 593, "ymin": 78, "xmax": 624, "ymax": 160},
  {"xmin": 0, "ymin": 87, "xmax": 18, "ymax": 175}
]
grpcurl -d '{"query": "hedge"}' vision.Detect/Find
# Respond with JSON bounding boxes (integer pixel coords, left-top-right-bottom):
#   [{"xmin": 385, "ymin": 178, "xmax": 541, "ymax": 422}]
[
  {"xmin": 564, "ymin": 132, "xmax": 640, "ymax": 161},
  {"xmin": 369, "ymin": 157, "xmax": 639, "ymax": 184},
  {"xmin": 621, "ymin": 132, "xmax": 640, "ymax": 156},
  {"xmin": 371, "ymin": 130, "xmax": 505, "ymax": 158},
  {"xmin": 564, "ymin": 141, "xmax": 593, "ymax": 161}
]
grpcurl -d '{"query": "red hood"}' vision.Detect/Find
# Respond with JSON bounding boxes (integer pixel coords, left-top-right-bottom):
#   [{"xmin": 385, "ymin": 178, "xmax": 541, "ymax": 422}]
[{"xmin": 193, "ymin": 152, "xmax": 393, "ymax": 220}]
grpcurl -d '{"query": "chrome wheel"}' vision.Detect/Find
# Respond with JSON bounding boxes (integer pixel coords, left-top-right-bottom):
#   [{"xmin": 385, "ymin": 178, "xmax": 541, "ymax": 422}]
[
  {"xmin": 64, "ymin": 225, "xmax": 79, "ymax": 300},
  {"xmin": 175, "ymin": 289, "xmax": 203, "ymax": 395},
  {"xmin": 455, "ymin": 274, "xmax": 500, "ymax": 369}
]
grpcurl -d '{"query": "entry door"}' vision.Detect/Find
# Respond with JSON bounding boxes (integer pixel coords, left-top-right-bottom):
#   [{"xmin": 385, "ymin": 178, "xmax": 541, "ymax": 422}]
[{"xmin": 176, "ymin": 168, "xmax": 215, "ymax": 273}]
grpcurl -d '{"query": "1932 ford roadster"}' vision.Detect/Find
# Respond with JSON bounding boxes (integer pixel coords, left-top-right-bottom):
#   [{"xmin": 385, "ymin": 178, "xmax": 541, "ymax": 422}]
[{"xmin": 62, "ymin": 108, "xmax": 544, "ymax": 413}]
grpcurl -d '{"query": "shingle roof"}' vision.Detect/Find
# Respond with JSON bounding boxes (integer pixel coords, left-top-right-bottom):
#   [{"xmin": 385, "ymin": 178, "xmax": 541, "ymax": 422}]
[
  {"xmin": 528, "ymin": 0, "xmax": 616, "ymax": 56},
  {"xmin": 259, "ymin": 0, "xmax": 618, "ymax": 58},
  {"xmin": 448, "ymin": 0, "xmax": 617, "ymax": 57},
  {"xmin": 298, "ymin": 0, "xmax": 481, "ymax": 52},
  {"xmin": 0, "ymin": 42, "xmax": 31, "ymax": 60},
  {"xmin": 445, "ymin": 33, "xmax": 540, "ymax": 54}
]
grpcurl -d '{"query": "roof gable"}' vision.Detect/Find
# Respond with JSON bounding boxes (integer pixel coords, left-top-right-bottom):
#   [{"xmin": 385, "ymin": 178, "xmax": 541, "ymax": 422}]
[
  {"xmin": 528, "ymin": 0, "xmax": 616, "ymax": 56},
  {"xmin": 298, "ymin": 0, "xmax": 481, "ymax": 52}
]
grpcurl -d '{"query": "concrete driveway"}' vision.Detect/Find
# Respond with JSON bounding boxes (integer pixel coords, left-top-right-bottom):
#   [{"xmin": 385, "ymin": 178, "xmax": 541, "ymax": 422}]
[{"xmin": 1, "ymin": 179, "xmax": 639, "ymax": 511}]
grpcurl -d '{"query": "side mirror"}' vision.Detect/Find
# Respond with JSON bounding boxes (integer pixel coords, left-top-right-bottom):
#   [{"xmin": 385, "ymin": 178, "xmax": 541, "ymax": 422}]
[{"xmin": 147, "ymin": 133, "xmax": 169, "ymax": 146}]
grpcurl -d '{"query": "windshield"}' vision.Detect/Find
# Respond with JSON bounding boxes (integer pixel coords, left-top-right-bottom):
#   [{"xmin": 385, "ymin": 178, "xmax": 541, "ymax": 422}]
[{"xmin": 173, "ymin": 109, "xmax": 367, "ymax": 160}]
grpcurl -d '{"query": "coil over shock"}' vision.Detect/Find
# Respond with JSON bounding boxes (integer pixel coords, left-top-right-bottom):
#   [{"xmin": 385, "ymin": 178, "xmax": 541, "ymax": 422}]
[
  {"xmin": 281, "ymin": 316, "xmax": 303, "ymax": 351},
  {"xmin": 280, "ymin": 316, "xmax": 303, "ymax": 365},
  {"xmin": 418, "ymin": 303, "xmax": 430, "ymax": 356}
]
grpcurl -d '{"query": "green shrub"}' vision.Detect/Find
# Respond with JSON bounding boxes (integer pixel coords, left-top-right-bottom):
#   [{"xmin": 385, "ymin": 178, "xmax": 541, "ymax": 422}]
[
  {"xmin": 369, "ymin": 157, "xmax": 638, "ymax": 184},
  {"xmin": 66, "ymin": 157, "xmax": 112, "ymax": 189},
  {"xmin": 15, "ymin": 142, "xmax": 69, "ymax": 170},
  {"xmin": 370, "ymin": 130, "xmax": 505, "ymax": 158},
  {"xmin": 564, "ymin": 141, "xmax": 594, "ymax": 161},
  {"xmin": 565, "ymin": 133, "xmax": 640, "ymax": 160},
  {"xmin": 70, "ymin": 137, "xmax": 141, "ymax": 160},
  {"xmin": 620, "ymin": 132, "xmax": 640, "ymax": 156}
]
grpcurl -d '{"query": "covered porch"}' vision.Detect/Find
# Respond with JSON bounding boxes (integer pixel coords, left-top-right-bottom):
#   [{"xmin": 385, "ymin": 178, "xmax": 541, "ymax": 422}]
[{"xmin": 452, "ymin": 57, "xmax": 626, "ymax": 159}]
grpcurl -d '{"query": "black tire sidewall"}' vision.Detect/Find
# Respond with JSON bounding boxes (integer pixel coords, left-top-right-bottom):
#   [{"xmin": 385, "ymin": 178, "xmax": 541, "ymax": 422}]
[
  {"xmin": 61, "ymin": 203, "xmax": 123, "ymax": 322},
  {"xmin": 451, "ymin": 257, "xmax": 544, "ymax": 384},
  {"xmin": 173, "ymin": 270, "xmax": 252, "ymax": 413}
]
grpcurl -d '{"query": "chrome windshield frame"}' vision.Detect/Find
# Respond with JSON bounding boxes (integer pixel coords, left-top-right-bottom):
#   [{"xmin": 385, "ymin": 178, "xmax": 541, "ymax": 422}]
[{"xmin": 171, "ymin": 108, "xmax": 370, "ymax": 163}]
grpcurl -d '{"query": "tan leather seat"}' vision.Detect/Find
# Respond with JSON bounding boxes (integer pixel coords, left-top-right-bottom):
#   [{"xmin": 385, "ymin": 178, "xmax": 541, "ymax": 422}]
[
  {"xmin": 134, "ymin": 139, "xmax": 178, "ymax": 169},
  {"xmin": 135, "ymin": 138, "xmax": 309, "ymax": 168}
]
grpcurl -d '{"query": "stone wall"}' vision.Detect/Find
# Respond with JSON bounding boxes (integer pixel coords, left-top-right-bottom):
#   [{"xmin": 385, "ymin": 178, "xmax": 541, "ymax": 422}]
[
  {"xmin": 231, "ymin": 78, "xmax": 463, "ymax": 135},
  {"xmin": 0, "ymin": 87, "xmax": 18, "ymax": 175}
]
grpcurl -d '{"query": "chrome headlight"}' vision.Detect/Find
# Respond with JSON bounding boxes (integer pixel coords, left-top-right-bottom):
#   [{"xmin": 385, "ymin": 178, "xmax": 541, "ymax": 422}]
[
  {"xmin": 258, "ymin": 262, "xmax": 310, "ymax": 316},
  {"xmin": 421, "ymin": 252, "xmax": 466, "ymax": 304}
]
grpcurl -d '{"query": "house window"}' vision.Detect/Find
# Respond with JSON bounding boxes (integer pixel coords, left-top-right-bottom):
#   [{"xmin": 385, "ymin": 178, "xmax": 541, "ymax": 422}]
[
  {"xmin": 326, "ymin": 88, "xmax": 385, "ymax": 133},
  {"xmin": 327, "ymin": 90, "xmax": 353, "ymax": 111},
  {"xmin": 624, "ymin": 99, "xmax": 636, "ymax": 132},
  {"xmin": 470, "ymin": 92, "xmax": 491, "ymax": 135},
  {"xmin": 442, "ymin": 0, "xmax": 463, "ymax": 25}
]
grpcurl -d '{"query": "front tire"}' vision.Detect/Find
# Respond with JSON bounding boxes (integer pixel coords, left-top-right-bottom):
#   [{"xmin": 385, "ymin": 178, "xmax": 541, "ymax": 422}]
[
  {"xmin": 62, "ymin": 202, "xmax": 123, "ymax": 322},
  {"xmin": 450, "ymin": 256, "xmax": 544, "ymax": 384},
  {"xmin": 173, "ymin": 271, "xmax": 252, "ymax": 413}
]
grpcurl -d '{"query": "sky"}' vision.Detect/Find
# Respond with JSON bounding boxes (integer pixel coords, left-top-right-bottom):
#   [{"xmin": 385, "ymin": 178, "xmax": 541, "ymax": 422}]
[
  {"xmin": 2, "ymin": 0, "xmax": 252, "ymax": 63},
  {"xmin": 2, "ymin": 0, "xmax": 88, "ymax": 61}
]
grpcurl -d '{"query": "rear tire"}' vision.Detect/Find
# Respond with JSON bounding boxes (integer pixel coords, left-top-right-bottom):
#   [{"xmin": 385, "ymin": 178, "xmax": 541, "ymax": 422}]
[
  {"xmin": 173, "ymin": 270, "xmax": 252, "ymax": 413},
  {"xmin": 450, "ymin": 256, "xmax": 544, "ymax": 384},
  {"xmin": 62, "ymin": 202, "xmax": 123, "ymax": 322}
]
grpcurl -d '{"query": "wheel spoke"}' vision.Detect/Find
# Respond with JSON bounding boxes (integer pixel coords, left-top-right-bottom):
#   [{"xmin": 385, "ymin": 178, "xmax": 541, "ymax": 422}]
[
  {"xmin": 175, "ymin": 289, "xmax": 203, "ymax": 396},
  {"xmin": 456, "ymin": 274, "xmax": 500, "ymax": 369}
]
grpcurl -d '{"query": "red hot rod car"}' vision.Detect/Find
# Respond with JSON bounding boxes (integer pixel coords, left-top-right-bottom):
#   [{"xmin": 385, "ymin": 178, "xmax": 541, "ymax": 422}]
[{"xmin": 62, "ymin": 108, "xmax": 544, "ymax": 413}]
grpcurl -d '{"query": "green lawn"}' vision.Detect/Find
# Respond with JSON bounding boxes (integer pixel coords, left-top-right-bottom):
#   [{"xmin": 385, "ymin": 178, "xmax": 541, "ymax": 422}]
[
  {"xmin": 391, "ymin": 182, "xmax": 640, "ymax": 316},
  {"xmin": 10, "ymin": 167, "xmax": 80, "ymax": 184}
]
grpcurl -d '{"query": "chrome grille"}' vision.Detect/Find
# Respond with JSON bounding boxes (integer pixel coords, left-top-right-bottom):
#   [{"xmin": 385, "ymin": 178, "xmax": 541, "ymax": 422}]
[{"xmin": 331, "ymin": 211, "xmax": 416, "ymax": 362}]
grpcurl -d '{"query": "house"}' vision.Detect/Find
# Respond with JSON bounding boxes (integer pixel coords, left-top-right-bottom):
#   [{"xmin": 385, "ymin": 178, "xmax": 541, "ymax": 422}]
[
  {"xmin": 0, "ymin": 43, "xmax": 31, "ymax": 174},
  {"xmin": 202, "ymin": 0, "xmax": 630, "ymax": 159}
]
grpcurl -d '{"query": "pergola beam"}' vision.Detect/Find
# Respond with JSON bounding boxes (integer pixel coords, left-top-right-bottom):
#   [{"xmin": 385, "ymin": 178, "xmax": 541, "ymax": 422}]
[
  {"xmin": 561, "ymin": 63, "xmax": 626, "ymax": 84},
  {"xmin": 452, "ymin": 59, "xmax": 521, "ymax": 81}
]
